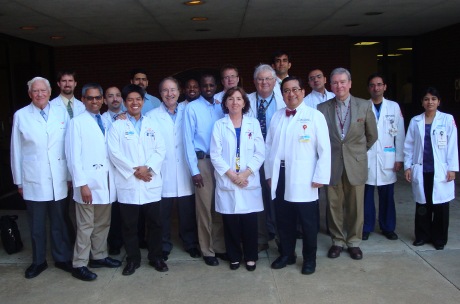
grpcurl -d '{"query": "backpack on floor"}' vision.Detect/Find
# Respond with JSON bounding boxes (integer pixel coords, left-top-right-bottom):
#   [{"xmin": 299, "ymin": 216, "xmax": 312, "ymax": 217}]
[{"xmin": 0, "ymin": 215, "xmax": 24, "ymax": 254}]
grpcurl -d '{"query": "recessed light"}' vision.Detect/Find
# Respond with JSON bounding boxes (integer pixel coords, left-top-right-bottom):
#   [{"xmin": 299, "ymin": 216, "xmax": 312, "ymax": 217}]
[
  {"xmin": 365, "ymin": 12, "xmax": 383, "ymax": 16},
  {"xmin": 191, "ymin": 17, "xmax": 208, "ymax": 21},
  {"xmin": 184, "ymin": 1, "xmax": 205, "ymax": 6},
  {"xmin": 345, "ymin": 24, "xmax": 360, "ymax": 27},
  {"xmin": 354, "ymin": 42, "xmax": 380, "ymax": 46},
  {"xmin": 387, "ymin": 53, "xmax": 402, "ymax": 57},
  {"xmin": 50, "ymin": 36, "xmax": 65, "ymax": 40},
  {"xmin": 20, "ymin": 26, "xmax": 37, "ymax": 30},
  {"xmin": 397, "ymin": 47, "xmax": 413, "ymax": 51}
]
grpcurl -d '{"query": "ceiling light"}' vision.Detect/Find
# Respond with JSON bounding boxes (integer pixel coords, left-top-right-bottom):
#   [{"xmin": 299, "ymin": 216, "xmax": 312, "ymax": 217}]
[
  {"xmin": 377, "ymin": 54, "xmax": 383, "ymax": 57},
  {"xmin": 354, "ymin": 42, "xmax": 380, "ymax": 46},
  {"xmin": 365, "ymin": 12, "xmax": 383, "ymax": 16},
  {"xmin": 388, "ymin": 53, "xmax": 402, "ymax": 57},
  {"xmin": 50, "ymin": 36, "xmax": 65, "ymax": 40},
  {"xmin": 20, "ymin": 26, "xmax": 37, "ymax": 30},
  {"xmin": 191, "ymin": 17, "xmax": 208, "ymax": 21},
  {"xmin": 397, "ymin": 47, "xmax": 413, "ymax": 51},
  {"xmin": 184, "ymin": 1, "xmax": 205, "ymax": 5}
]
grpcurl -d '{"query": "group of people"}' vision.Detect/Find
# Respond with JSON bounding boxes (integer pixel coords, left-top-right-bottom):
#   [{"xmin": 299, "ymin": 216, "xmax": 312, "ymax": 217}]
[{"xmin": 10, "ymin": 51, "xmax": 458, "ymax": 281}]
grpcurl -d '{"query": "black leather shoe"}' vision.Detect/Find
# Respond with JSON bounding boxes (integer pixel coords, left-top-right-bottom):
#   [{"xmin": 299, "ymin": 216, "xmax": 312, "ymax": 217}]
[
  {"xmin": 186, "ymin": 248, "xmax": 202, "ymax": 258},
  {"xmin": 215, "ymin": 252, "xmax": 229, "ymax": 261},
  {"xmin": 347, "ymin": 247, "xmax": 363, "ymax": 260},
  {"xmin": 362, "ymin": 232, "xmax": 370, "ymax": 240},
  {"xmin": 229, "ymin": 262, "xmax": 240, "ymax": 270},
  {"xmin": 55, "ymin": 261, "xmax": 73, "ymax": 273},
  {"xmin": 89, "ymin": 257, "xmax": 121, "ymax": 268},
  {"xmin": 327, "ymin": 245, "xmax": 343, "ymax": 258},
  {"xmin": 108, "ymin": 248, "xmax": 121, "ymax": 255},
  {"xmin": 122, "ymin": 261, "xmax": 140, "ymax": 276},
  {"xmin": 203, "ymin": 256, "xmax": 219, "ymax": 266},
  {"xmin": 149, "ymin": 259, "xmax": 169, "ymax": 272},
  {"xmin": 25, "ymin": 262, "xmax": 48, "ymax": 279},
  {"xmin": 301, "ymin": 260, "xmax": 316, "ymax": 275},
  {"xmin": 413, "ymin": 239, "xmax": 425, "ymax": 246},
  {"xmin": 72, "ymin": 266, "xmax": 97, "ymax": 281},
  {"xmin": 434, "ymin": 243, "xmax": 445, "ymax": 250},
  {"xmin": 382, "ymin": 231, "xmax": 398, "ymax": 240},
  {"xmin": 271, "ymin": 255, "xmax": 296, "ymax": 269},
  {"xmin": 245, "ymin": 262, "xmax": 256, "ymax": 271},
  {"xmin": 162, "ymin": 251, "xmax": 170, "ymax": 261}
]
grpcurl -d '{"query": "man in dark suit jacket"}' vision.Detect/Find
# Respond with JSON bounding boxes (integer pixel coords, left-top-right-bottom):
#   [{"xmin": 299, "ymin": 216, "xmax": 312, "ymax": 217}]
[{"xmin": 317, "ymin": 68, "xmax": 378, "ymax": 260}]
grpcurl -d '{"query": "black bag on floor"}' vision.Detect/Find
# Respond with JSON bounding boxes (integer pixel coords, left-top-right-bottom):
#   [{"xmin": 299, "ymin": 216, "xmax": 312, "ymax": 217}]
[{"xmin": 0, "ymin": 215, "xmax": 24, "ymax": 254}]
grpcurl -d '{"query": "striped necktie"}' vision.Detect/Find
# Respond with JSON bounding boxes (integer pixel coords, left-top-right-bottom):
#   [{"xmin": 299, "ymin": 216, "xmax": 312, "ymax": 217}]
[
  {"xmin": 67, "ymin": 100, "xmax": 74, "ymax": 118},
  {"xmin": 40, "ymin": 110, "xmax": 47, "ymax": 122}
]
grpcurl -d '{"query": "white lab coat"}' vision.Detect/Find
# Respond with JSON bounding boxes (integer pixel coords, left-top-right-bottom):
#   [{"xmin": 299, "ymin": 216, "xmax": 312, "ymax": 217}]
[
  {"xmin": 265, "ymin": 103, "xmax": 331, "ymax": 202},
  {"xmin": 50, "ymin": 96, "xmax": 85, "ymax": 118},
  {"xmin": 146, "ymin": 103, "xmax": 194, "ymax": 197},
  {"xmin": 107, "ymin": 116, "xmax": 166, "ymax": 205},
  {"xmin": 10, "ymin": 102, "xmax": 69, "ymax": 201},
  {"xmin": 404, "ymin": 111, "xmax": 458, "ymax": 204},
  {"xmin": 366, "ymin": 99, "xmax": 405, "ymax": 185},
  {"xmin": 210, "ymin": 115, "xmax": 265, "ymax": 214},
  {"xmin": 246, "ymin": 91, "xmax": 286, "ymax": 118},
  {"xmin": 65, "ymin": 111, "xmax": 116, "ymax": 204}
]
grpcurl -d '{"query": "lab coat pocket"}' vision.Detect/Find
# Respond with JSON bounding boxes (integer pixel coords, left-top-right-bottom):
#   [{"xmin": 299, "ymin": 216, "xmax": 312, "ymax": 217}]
[
  {"xmin": 22, "ymin": 158, "xmax": 41, "ymax": 183},
  {"xmin": 383, "ymin": 151, "xmax": 396, "ymax": 170},
  {"xmin": 216, "ymin": 174, "xmax": 235, "ymax": 191},
  {"xmin": 435, "ymin": 163, "xmax": 448, "ymax": 183},
  {"xmin": 85, "ymin": 169, "xmax": 107, "ymax": 191},
  {"xmin": 145, "ymin": 173, "xmax": 162, "ymax": 190},
  {"xmin": 245, "ymin": 171, "xmax": 261, "ymax": 190}
]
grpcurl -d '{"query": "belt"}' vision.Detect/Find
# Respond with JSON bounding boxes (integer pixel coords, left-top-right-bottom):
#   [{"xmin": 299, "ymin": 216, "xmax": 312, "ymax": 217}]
[
  {"xmin": 196, "ymin": 151, "xmax": 211, "ymax": 159},
  {"xmin": 280, "ymin": 160, "xmax": 285, "ymax": 168}
]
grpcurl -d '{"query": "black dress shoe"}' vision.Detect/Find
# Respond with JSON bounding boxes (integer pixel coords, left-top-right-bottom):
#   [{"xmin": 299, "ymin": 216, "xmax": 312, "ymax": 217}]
[
  {"xmin": 215, "ymin": 252, "xmax": 229, "ymax": 261},
  {"xmin": 271, "ymin": 255, "xmax": 296, "ymax": 269},
  {"xmin": 362, "ymin": 232, "xmax": 370, "ymax": 240},
  {"xmin": 149, "ymin": 259, "xmax": 169, "ymax": 272},
  {"xmin": 89, "ymin": 257, "xmax": 122, "ymax": 268},
  {"xmin": 434, "ymin": 243, "xmax": 445, "ymax": 250},
  {"xmin": 162, "ymin": 251, "xmax": 170, "ymax": 261},
  {"xmin": 25, "ymin": 262, "xmax": 48, "ymax": 279},
  {"xmin": 301, "ymin": 260, "xmax": 316, "ymax": 275},
  {"xmin": 108, "ymin": 248, "xmax": 121, "ymax": 255},
  {"xmin": 122, "ymin": 261, "xmax": 140, "ymax": 276},
  {"xmin": 72, "ymin": 266, "xmax": 97, "ymax": 281},
  {"xmin": 413, "ymin": 239, "xmax": 425, "ymax": 246},
  {"xmin": 203, "ymin": 256, "xmax": 219, "ymax": 266},
  {"xmin": 186, "ymin": 248, "xmax": 202, "ymax": 258},
  {"xmin": 55, "ymin": 261, "xmax": 73, "ymax": 273},
  {"xmin": 382, "ymin": 231, "xmax": 398, "ymax": 240},
  {"xmin": 229, "ymin": 262, "xmax": 240, "ymax": 270},
  {"xmin": 327, "ymin": 245, "xmax": 343, "ymax": 258},
  {"xmin": 245, "ymin": 262, "xmax": 256, "ymax": 272},
  {"xmin": 347, "ymin": 247, "xmax": 363, "ymax": 260}
]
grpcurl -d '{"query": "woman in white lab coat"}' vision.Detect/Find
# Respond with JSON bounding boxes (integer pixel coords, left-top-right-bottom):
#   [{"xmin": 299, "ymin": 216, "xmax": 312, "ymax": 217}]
[
  {"xmin": 210, "ymin": 87, "xmax": 264, "ymax": 271},
  {"xmin": 404, "ymin": 87, "xmax": 458, "ymax": 250}
]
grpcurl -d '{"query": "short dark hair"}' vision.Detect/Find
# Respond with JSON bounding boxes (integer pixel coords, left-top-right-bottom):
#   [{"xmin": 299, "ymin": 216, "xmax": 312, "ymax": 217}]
[
  {"xmin": 200, "ymin": 74, "xmax": 216, "ymax": 86},
  {"xmin": 130, "ymin": 68, "xmax": 148, "ymax": 80},
  {"xmin": 421, "ymin": 86, "xmax": 442, "ymax": 101},
  {"xmin": 81, "ymin": 83, "xmax": 103, "ymax": 97},
  {"xmin": 121, "ymin": 84, "xmax": 146, "ymax": 101},
  {"xmin": 281, "ymin": 76, "xmax": 305, "ymax": 93},
  {"xmin": 220, "ymin": 64, "xmax": 239, "ymax": 78},
  {"xmin": 367, "ymin": 72, "xmax": 386, "ymax": 86},
  {"xmin": 56, "ymin": 70, "xmax": 76, "ymax": 82},
  {"xmin": 221, "ymin": 86, "xmax": 250, "ymax": 115},
  {"xmin": 271, "ymin": 50, "xmax": 290, "ymax": 64}
]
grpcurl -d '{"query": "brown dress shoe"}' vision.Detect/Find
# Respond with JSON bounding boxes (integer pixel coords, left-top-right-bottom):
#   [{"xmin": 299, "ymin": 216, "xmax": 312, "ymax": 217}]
[
  {"xmin": 327, "ymin": 245, "xmax": 343, "ymax": 258},
  {"xmin": 347, "ymin": 247, "xmax": 363, "ymax": 260}
]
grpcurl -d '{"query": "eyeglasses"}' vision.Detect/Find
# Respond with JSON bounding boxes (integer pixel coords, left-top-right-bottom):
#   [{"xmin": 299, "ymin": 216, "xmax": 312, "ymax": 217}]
[
  {"xmin": 309, "ymin": 74, "xmax": 324, "ymax": 81},
  {"xmin": 223, "ymin": 75, "xmax": 238, "ymax": 80},
  {"xmin": 84, "ymin": 95, "xmax": 103, "ymax": 101},
  {"xmin": 282, "ymin": 88, "xmax": 302, "ymax": 94},
  {"xmin": 256, "ymin": 77, "xmax": 274, "ymax": 83}
]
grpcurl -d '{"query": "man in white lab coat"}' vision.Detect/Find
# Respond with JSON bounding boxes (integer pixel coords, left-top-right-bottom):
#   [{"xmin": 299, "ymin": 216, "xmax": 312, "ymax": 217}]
[
  {"xmin": 65, "ymin": 83, "xmax": 121, "ymax": 281},
  {"xmin": 108, "ymin": 84, "xmax": 167, "ymax": 276},
  {"xmin": 265, "ymin": 76, "xmax": 331, "ymax": 275},
  {"xmin": 363, "ymin": 73, "xmax": 405, "ymax": 241},
  {"xmin": 10, "ymin": 77, "xmax": 73, "ymax": 279},
  {"xmin": 49, "ymin": 70, "xmax": 85, "ymax": 119}
]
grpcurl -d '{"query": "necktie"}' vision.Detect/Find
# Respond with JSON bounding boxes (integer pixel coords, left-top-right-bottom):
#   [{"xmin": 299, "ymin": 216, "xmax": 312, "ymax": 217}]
[
  {"xmin": 67, "ymin": 100, "xmax": 74, "ymax": 119},
  {"xmin": 286, "ymin": 109, "xmax": 296, "ymax": 117},
  {"xmin": 257, "ymin": 99, "xmax": 267, "ymax": 139},
  {"xmin": 96, "ymin": 114, "xmax": 105, "ymax": 135},
  {"xmin": 40, "ymin": 110, "xmax": 47, "ymax": 122}
]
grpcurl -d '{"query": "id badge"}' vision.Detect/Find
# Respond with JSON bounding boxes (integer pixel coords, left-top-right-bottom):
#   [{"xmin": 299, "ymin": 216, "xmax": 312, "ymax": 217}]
[
  {"xmin": 437, "ymin": 130, "xmax": 447, "ymax": 148},
  {"xmin": 125, "ymin": 130, "xmax": 135, "ymax": 140},
  {"xmin": 299, "ymin": 135, "xmax": 310, "ymax": 143}
]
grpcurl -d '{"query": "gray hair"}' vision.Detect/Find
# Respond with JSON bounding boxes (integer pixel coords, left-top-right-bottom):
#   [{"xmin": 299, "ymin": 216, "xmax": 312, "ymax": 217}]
[
  {"xmin": 253, "ymin": 64, "xmax": 276, "ymax": 79},
  {"xmin": 330, "ymin": 67, "xmax": 351, "ymax": 81},
  {"xmin": 82, "ymin": 83, "xmax": 103, "ymax": 97},
  {"xmin": 27, "ymin": 77, "xmax": 51, "ymax": 93}
]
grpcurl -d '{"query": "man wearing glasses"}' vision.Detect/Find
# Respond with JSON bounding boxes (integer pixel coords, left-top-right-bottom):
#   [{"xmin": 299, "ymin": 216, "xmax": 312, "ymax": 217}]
[
  {"xmin": 304, "ymin": 69, "xmax": 335, "ymax": 109},
  {"xmin": 214, "ymin": 64, "xmax": 240, "ymax": 104}
]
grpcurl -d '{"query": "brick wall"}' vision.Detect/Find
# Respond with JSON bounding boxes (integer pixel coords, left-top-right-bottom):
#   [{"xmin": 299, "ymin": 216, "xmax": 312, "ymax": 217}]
[{"xmin": 54, "ymin": 36, "xmax": 350, "ymax": 99}]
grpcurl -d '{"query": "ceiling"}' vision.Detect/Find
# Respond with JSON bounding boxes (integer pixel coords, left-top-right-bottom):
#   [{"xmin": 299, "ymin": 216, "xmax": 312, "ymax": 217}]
[{"xmin": 0, "ymin": 0, "xmax": 459, "ymax": 47}]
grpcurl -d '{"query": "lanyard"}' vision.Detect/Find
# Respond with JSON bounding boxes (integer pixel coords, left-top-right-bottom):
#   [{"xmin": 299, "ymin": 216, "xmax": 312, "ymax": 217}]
[
  {"xmin": 335, "ymin": 101, "xmax": 350, "ymax": 139},
  {"xmin": 256, "ymin": 92, "xmax": 275, "ymax": 115}
]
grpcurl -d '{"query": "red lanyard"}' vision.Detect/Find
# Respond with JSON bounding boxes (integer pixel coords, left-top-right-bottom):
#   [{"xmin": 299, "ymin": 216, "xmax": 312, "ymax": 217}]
[{"xmin": 335, "ymin": 101, "xmax": 350, "ymax": 139}]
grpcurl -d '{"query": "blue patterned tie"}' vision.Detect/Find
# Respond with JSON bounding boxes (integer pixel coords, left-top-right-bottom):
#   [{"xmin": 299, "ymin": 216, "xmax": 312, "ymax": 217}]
[
  {"xmin": 257, "ymin": 99, "xmax": 267, "ymax": 139},
  {"xmin": 40, "ymin": 110, "xmax": 47, "ymax": 122},
  {"xmin": 96, "ymin": 114, "xmax": 105, "ymax": 135}
]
